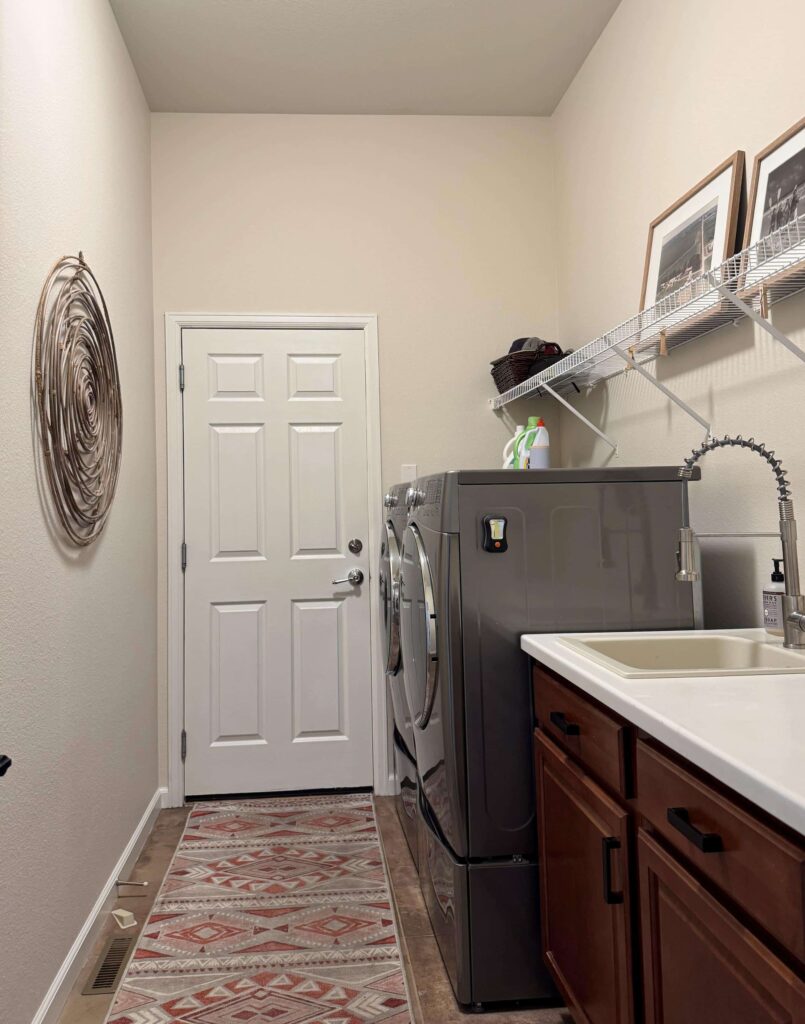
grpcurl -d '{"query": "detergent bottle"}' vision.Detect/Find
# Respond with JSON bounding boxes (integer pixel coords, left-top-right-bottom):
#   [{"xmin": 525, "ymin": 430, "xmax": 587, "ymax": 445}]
[
  {"xmin": 527, "ymin": 418, "xmax": 550, "ymax": 469},
  {"xmin": 502, "ymin": 424, "xmax": 525, "ymax": 468},
  {"xmin": 513, "ymin": 417, "xmax": 539, "ymax": 469}
]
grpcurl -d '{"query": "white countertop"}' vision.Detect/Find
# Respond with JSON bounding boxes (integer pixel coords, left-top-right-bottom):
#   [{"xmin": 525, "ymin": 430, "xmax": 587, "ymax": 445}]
[{"xmin": 521, "ymin": 628, "xmax": 805, "ymax": 837}]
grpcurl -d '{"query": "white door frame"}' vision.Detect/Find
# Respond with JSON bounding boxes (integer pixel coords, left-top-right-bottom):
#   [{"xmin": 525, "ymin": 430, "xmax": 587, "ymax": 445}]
[{"xmin": 164, "ymin": 312, "xmax": 389, "ymax": 807}]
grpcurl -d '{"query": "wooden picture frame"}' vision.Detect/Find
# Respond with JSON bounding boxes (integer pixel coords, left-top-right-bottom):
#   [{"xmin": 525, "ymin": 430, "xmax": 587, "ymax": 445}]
[
  {"xmin": 744, "ymin": 115, "xmax": 805, "ymax": 250},
  {"xmin": 640, "ymin": 151, "xmax": 744, "ymax": 311}
]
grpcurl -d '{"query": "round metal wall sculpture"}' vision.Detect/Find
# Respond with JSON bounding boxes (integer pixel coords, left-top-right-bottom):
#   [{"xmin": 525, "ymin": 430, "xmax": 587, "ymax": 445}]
[{"xmin": 33, "ymin": 254, "xmax": 122, "ymax": 546}]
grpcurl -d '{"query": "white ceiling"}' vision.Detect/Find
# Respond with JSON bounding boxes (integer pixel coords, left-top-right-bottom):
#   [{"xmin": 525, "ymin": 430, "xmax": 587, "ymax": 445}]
[{"xmin": 110, "ymin": 0, "xmax": 620, "ymax": 115}]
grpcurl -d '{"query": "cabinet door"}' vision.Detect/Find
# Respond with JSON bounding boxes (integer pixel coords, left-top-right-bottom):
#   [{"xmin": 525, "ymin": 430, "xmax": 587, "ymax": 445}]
[
  {"xmin": 535, "ymin": 730, "xmax": 635, "ymax": 1024},
  {"xmin": 639, "ymin": 828, "xmax": 805, "ymax": 1024}
]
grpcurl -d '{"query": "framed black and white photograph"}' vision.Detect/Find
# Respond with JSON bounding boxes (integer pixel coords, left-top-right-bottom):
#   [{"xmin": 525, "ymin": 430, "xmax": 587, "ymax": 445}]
[
  {"xmin": 640, "ymin": 152, "xmax": 744, "ymax": 311},
  {"xmin": 744, "ymin": 117, "xmax": 805, "ymax": 281}
]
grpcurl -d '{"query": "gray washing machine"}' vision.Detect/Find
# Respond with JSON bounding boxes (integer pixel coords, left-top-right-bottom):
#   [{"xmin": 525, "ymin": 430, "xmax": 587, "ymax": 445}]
[
  {"xmin": 378, "ymin": 482, "xmax": 419, "ymax": 865},
  {"xmin": 399, "ymin": 468, "xmax": 700, "ymax": 1007}
]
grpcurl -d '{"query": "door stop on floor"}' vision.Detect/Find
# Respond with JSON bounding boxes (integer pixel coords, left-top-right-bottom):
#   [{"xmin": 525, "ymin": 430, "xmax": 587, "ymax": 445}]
[
  {"xmin": 111, "ymin": 908, "xmax": 137, "ymax": 930},
  {"xmin": 115, "ymin": 878, "xmax": 149, "ymax": 896}
]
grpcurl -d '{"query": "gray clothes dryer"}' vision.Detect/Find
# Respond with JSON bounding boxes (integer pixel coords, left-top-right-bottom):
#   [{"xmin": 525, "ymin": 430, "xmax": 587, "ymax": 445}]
[
  {"xmin": 378, "ymin": 481, "xmax": 419, "ymax": 865},
  {"xmin": 399, "ymin": 468, "xmax": 700, "ymax": 1007}
]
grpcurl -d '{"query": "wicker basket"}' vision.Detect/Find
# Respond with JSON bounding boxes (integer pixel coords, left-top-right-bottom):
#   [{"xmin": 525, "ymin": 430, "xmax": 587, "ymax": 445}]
[
  {"xmin": 490, "ymin": 351, "xmax": 538, "ymax": 394},
  {"xmin": 490, "ymin": 349, "xmax": 565, "ymax": 395}
]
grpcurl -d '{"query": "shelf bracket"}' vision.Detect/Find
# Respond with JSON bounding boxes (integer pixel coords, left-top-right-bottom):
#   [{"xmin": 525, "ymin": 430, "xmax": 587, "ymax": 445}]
[
  {"xmin": 611, "ymin": 343, "xmax": 711, "ymax": 438},
  {"xmin": 541, "ymin": 383, "xmax": 618, "ymax": 453},
  {"xmin": 708, "ymin": 273, "xmax": 805, "ymax": 364}
]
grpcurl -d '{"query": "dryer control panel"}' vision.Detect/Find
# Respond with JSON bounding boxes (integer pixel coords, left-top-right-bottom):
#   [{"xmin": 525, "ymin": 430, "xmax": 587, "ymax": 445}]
[{"xmin": 481, "ymin": 515, "xmax": 508, "ymax": 553}]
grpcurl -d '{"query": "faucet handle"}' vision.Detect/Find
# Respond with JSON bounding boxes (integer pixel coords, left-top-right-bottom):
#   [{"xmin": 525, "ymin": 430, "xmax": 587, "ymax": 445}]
[{"xmin": 676, "ymin": 527, "xmax": 701, "ymax": 583}]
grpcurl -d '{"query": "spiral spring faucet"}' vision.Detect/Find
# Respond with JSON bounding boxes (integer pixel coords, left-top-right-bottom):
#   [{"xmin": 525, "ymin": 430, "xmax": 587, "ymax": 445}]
[{"xmin": 676, "ymin": 435, "xmax": 805, "ymax": 648}]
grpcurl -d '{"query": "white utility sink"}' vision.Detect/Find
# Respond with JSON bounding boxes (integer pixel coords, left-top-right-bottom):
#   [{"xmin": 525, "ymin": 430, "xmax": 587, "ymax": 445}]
[{"xmin": 558, "ymin": 630, "xmax": 805, "ymax": 678}]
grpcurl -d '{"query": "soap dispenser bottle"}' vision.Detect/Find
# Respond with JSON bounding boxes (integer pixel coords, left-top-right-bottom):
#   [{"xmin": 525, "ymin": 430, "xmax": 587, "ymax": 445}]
[{"xmin": 763, "ymin": 558, "xmax": 785, "ymax": 637}]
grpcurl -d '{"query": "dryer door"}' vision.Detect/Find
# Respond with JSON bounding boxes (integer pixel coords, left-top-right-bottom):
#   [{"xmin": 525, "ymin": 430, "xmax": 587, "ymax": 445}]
[
  {"xmin": 400, "ymin": 523, "xmax": 439, "ymax": 730},
  {"xmin": 382, "ymin": 518, "xmax": 416, "ymax": 760},
  {"xmin": 401, "ymin": 521, "xmax": 467, "ymax": 858},
  {"xmin": 378, "ymin": 520, "xmax": 401, "ymax": 674}
]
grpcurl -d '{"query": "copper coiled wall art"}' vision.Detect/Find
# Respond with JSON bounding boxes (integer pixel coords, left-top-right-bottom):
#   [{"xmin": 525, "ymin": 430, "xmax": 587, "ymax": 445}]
[{"xmin": 33, "ymin": 254, "xmax": 122, "ymax": 546}]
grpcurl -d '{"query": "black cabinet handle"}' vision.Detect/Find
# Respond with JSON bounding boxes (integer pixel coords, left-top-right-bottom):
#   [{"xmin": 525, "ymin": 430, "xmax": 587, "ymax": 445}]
[
  {"xmin": 601, "ymin": 836, "xmax": 624, "ymax": 905},
  {"xmin": 667, "ymin": 807, "xmax": 722, "ymax": 853},
  {"xmin": 549, "ymin": 711, "xmax": 580, "ymax": 736},
  {"xmin": 0, "ymin": 755, "xmax": 12, "ymax": 778}
]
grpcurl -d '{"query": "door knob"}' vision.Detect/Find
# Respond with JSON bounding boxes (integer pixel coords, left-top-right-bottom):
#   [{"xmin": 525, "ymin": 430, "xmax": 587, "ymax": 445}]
[{"xmin": 332, "ymin": 568, "xmax": 364, "ymax": 586}]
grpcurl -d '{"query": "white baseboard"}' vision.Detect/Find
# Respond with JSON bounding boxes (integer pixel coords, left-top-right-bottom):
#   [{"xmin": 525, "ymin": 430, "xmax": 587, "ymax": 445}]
[
  {"xmin": 374, "ymin": 770, "xmax": 398, "ymax": 797},
  {"xmin": 31, "ymin": 785, "xmax": 168, "ymax": 1024}
]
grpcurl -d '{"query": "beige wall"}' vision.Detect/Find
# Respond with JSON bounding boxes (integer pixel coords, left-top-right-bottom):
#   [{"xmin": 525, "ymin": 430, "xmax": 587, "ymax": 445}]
[
  {"xmin": 0, "ymin": 3, "xmax": 157, "ymax": 1021},
  {"xmin": 551, "ymin": 0, "xmax": 805, "ymax": 626},
  {"xmin": 150, "ymin": 113, "xmax": 559, "ymax": 779}
]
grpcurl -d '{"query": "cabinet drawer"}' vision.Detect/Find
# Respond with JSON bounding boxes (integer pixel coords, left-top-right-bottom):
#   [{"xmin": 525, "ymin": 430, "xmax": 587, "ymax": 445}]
[
  {"xmin": 638, "ymin": 828, "xmax": 805, "ymax": 1023},
  {"xmin": 637, "ymin": 739, "xmax": 805, "ymax": 962},
  {"xmin": 533, "ymin": 664, "xmax": 630, "ymax": 797}
]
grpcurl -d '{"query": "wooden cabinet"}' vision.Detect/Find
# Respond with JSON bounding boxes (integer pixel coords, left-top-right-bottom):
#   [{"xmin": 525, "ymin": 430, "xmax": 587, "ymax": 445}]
[
  {"xmin": 533, "ymin": 664, "xmax": 632, "ymax": 797},
  {"xmin": 531, "ymin": 661, "xmax": 805, "ymax": 1024},
  {"xmin": 535, "ymin": 731, "xmax": 635, "ymax": 1024},
  {"xmin": 639, "ymin": 828, "xmax": 805, "ymax": 1023},
  {"xmin": 636, "ymin": 739, "xmax": 805, "ymax": 961}
]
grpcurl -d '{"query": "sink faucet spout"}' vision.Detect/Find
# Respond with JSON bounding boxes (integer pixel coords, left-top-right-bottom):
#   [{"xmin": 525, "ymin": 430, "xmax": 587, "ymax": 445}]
[{"xmin": 676, "ymin": 435, "xmax": 805, "ymax": 650}]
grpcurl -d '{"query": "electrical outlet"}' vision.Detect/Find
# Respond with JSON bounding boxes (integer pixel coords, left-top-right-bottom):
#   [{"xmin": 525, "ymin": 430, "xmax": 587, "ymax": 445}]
[{"xmin": 401, "ymin": 463, "xmax": 417, "ymax": 481}]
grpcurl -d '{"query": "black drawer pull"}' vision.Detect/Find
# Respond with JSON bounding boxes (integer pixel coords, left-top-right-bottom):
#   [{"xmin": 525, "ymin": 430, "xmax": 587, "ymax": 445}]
[
  {"xmin": 667, "ymin": 807, "xmax": 722, "ymax": 853},
  {"xmin": 601, "ymin": 836, "xmax": 624, "ymax": 905},
  {"xmin": 549, "ymin": 711, "xmax": 580, "ymax": 736},
  {"xmin": 0, "ymin": 755, "xmax": 12, "ymax": 778}
]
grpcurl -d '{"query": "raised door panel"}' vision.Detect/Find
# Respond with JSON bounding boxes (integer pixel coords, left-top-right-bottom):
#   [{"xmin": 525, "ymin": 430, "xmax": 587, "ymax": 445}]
[
  {"xmin": 209, "ymin": 601, "xmax": 267, "ymax": 745},
  {"xmin": 287, "ymin": 354, "xmax": 341, "ymax": 400},
  {"xmin": 210, "ymin": 424, "xmax": 266, "ymax": 561},
  {"xmin": 208, "ymin": 353, "xmax": 264, "ymax": 401},
  {"xmin": 289, "ymin": 423, "xmax": 341, "ymax": 556},
  {"xmin": 535, "ymin": 730, "xmax": 635, "ymax": 1024},
  {"xmin": 639, "ymin": 829, "xmax": 805, "ymax": 1024},
  {"xmin": 291, "ymin": 599, "xmax": 345, "ymax": 740}
]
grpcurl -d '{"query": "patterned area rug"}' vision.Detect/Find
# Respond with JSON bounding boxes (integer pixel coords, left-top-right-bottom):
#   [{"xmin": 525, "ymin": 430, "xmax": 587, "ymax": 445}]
[{"xmin": 106, "ymin": 793, "xmax": 412, "ymax": 1023}]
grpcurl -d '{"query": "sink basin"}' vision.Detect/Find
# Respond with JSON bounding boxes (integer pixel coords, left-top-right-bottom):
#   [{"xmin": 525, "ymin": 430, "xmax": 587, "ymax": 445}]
[{"xmin": 558, "ymin": 632, "xmax": 805, "ymax": 677}]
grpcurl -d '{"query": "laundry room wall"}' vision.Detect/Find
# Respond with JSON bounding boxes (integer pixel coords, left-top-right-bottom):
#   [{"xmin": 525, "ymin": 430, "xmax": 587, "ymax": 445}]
[
  {"xmin": 0, "ymin": 2, "xmax": 158, "ymax": 1021},
  {"xmin": 550, "ymin": 0, "xmax": 805, "ymax": 628},
  {"xmin": 150, "ymin": 112, "xmax": 560, "ymax": 783}
]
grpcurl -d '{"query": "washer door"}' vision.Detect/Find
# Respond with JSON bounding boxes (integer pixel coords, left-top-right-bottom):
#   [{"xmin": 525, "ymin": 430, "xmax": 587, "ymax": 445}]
[
  {"xmin": 400, "ymin": 522, "xmax": 439, "ymax": 730},
  {"xmin": 378, "ymin": 520, "xmax": 401, "ymax": 674}
]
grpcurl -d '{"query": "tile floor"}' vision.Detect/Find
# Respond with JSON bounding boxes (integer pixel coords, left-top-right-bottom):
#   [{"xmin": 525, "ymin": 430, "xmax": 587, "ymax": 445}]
[
  {"xmin": 58, "ymin": 807, "xmax": 190, "ymax": 1024},
  {"xmin": 58, "ymin": 797, "xmax": 571, "ymax": 1024},
  {"xmin": 373, "ymin": 798, "xmax": 571, "ymax": 1024}
]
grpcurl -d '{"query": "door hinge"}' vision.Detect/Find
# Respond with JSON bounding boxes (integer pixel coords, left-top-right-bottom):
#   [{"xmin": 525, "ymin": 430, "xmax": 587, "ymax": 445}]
[
  {"xmin": 178, "ymin": 363, "xmax": 185, "ymax": 391},
  {"xmin": 181, "ymin": 541, "xmax": 187, "ymax": 572},
  {"xmin": 181, "ymin": 729, "xmax": 187, "ymax": 762}
]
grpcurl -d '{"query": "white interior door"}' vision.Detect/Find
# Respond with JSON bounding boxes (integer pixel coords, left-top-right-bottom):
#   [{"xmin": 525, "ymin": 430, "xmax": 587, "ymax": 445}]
[{"xmin": 182, "ymin": 327, "xmax": 373, "ymax": 795}]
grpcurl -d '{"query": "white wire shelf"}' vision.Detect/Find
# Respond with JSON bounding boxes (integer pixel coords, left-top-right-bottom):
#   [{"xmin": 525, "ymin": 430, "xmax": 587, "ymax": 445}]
[{"xmin": 489, "ymin": 213, "xmax": 805, "ymax": 410}]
